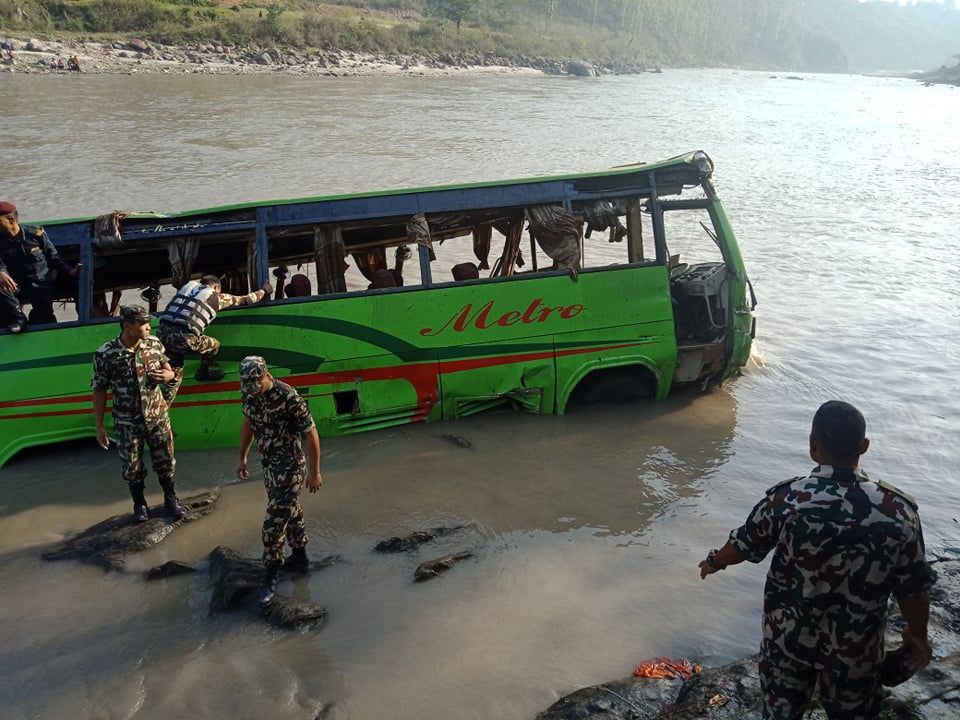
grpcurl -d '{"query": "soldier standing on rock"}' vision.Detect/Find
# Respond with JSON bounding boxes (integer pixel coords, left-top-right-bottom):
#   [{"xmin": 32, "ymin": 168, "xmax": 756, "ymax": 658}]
[
  {"xmin": 699, "ymin": 401, "xmax": 937, "ymax": 720},
  {"xmin": 158, "ymin": 274, "xmax": 271, "ymax": 381},
  {"xmin": 235, "ymin": 355, "xmax": 322, "ymax": 607},
  {"xmin": 92, "ymin": 305, "xmax": 185, "ymax": 522}
]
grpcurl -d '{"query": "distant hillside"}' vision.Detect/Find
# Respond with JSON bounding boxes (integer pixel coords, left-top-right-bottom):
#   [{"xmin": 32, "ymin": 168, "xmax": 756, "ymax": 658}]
[{"xmin": 2, "ymin": 0, "xmax": 958, "ymax": 72}]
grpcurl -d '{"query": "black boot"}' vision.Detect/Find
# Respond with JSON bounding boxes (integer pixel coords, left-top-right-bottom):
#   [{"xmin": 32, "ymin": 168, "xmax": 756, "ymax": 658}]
[
  {"xmin": 6, "ymin": 312, "xmax": 26, "ymax": 334},
  {"xmin": 129, "ymin": 483, "xmax": 150, "ymax": 523},
  {"xmin": 195, "ymin": 361, "xmax": 225, "ymax": 381},
  {"xmin": 258, "ymin": 563, "xmax": 280, "ymax": 607},
  {"xmin": 281, "ymin": 546, "xmax": 310, "ymax": 573},
  {"xmin": 160, "ymin": 482, "xmax": 185, "ymax": 520}
]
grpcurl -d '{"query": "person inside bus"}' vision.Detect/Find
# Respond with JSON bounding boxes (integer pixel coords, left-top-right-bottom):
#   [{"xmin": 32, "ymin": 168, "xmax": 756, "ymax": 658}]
[
  {"xmin": 390, "ymin": 245, "xmax": 411, "ymax": 287},
  {"xmin": 285, "ymin": 274, "xmax": 312, "ymax": 298},
  {"xmin": 452, "ymin": 262, "xmax": 480, "ymax": 282},
  {"xmin": 0, "ymin": 200, "xmax": 80, "ymax": 333},
  {"xmin": 91, "ymin": 290, "xmax": 123, "ymax": 318},
  {"xmin": 368, "ymin": 269, "xmax": 397, "ymax": 289}
]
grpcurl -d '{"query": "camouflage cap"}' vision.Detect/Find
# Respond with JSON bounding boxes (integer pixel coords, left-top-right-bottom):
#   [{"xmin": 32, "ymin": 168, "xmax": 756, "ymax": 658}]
[
  {"xmin": 119, "ymin": 305, "xmax": 151, "ymax": 324},
  {"xmin": 239, "ymin": 355, "xmax": 268, "ymax": 394}
]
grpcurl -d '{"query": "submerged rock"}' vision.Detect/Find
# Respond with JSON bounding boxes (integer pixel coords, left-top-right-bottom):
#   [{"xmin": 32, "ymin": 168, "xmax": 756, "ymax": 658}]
[
  {"xmin": 208, "ymin": 546, "xmax": 340, "ymax": 630},
  {"xmin": 440, "ymin": 434, "xmax": 473, "ymax": 449},
  {"xmin": 374, "ymin": 525, "xmax": 465, "ymax": 553},
  {"xmin": 414, "ymin": 551, "xmax": 474, "ymax": 582},
  {"xmin": 42, "ymin": 490, "xmax": 220, "ymax": 571},
  {"xmin": 146, "ymin": 560, "xmax": 197, "ymax": 580}
]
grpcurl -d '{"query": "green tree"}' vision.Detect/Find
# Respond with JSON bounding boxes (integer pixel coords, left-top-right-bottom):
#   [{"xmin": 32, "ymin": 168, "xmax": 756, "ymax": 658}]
[{"xmin": 426, "ymin": 0, "xmax": 478, "ymax": 33}]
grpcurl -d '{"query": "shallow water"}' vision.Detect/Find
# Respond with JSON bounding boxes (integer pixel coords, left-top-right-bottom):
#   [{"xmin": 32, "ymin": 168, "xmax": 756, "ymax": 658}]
[{"xmin": 1, "ymin": 70, "xmax": 958, "ymax": 719}]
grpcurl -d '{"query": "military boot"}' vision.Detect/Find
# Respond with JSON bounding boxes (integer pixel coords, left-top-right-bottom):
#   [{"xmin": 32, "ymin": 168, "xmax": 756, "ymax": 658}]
[
  {"xmin": 160, "ymin": 482, "xmax": 185, "ymax": 520},
  {"xmin": 129, "ymin": 483, "xmax": 150, "ymax": 523},
  {"xmin": 281, "ymin": 546, "xmax": 310, "ymax": 574},
  {"xmin": 258, "ymin": 563, "xmax": 281, "ymax": 607},
  {"xmin": 195, "ymin": 361, "xmax": 225, "ymax": 381}
]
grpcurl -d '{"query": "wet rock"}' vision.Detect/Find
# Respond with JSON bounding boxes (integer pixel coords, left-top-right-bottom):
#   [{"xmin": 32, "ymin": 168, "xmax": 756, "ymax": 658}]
[
  {"xmin": 414, "ymin": 551, "xmax": 474, "ymax": 582},
  {"xmin": 42, "ymin": 490, "xmax": 220, "ymax": 571},
  {"xmin": 208, "ymin": 546, "xmax": 340, "ymax": 630},
  {"xmin": 567, "ymin": 59, "xmax": 597, "ymax": 77},
  {"xmin": 128, "ymin": 38, "xmax": 149, "ymax": 53},
  {"xmin": 440, "ymin": 434, "xmax": 472, "ymax": 449},
  {"xmin": 374, "ymin": 526, "xmax": 465, "ymax": 553},
  {"xmin": 536, "ymin": 675, "xmax": 683, "ymax": 719},
  {"xmin": 255, "ymin": 53, "xmax": 272, "ymax": 66},
  {"xmin": 146, "ymin": 560, "xmax": 197, "ymax": 580}
]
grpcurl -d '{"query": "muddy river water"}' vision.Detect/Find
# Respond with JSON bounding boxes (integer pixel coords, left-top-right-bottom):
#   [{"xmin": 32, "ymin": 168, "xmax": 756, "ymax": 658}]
[{"xmin": 1, "ymin": 70, "xmax": 959, "ymax": 719}]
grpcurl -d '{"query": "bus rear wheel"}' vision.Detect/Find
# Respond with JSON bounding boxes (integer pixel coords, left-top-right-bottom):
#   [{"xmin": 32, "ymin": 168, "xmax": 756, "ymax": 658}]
[{"xmin": 570, "ymin": 366, "xmax": 655, "ymax": 406}]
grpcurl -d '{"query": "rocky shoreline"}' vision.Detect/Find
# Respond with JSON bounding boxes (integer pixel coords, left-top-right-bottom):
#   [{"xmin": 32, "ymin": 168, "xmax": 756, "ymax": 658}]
[
  {"xmin": 0, "ymin": 36, "xmax": 656, "ymax": 78},
  {"xmin": 537, "ymin": 558, "xmax": 960, "ymax": 719}
]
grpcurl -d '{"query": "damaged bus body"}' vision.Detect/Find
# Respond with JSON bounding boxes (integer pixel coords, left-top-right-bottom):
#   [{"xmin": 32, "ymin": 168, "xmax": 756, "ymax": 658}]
[{"xmin": 0, "ymin": 150, "xmax": 754, "ymax": 467}]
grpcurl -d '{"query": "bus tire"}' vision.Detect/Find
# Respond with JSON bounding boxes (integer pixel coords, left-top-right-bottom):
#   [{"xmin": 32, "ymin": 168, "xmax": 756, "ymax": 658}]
[{"xmin": 569, "ymin": 366, "xmax": 656, "ymax": 406}]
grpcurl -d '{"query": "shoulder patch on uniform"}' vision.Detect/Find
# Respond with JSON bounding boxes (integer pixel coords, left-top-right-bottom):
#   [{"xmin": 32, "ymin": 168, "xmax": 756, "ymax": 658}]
[
  {"xmin": 875, "ymin": 479, "xmax": 918, "ymax": 509},
  {"xmin": 95, "ymin": 340, "xmax": 115, "ymax": 354},
  {"xmin": 766, "ymin": 476, "xmax": 804, "ymax": 494}
]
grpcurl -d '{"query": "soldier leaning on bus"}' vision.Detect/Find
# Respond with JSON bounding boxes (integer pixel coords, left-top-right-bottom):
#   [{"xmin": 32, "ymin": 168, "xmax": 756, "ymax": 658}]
[
  {"xmin": 92, "ymin": 306, "xmax": 185, "ymax": 522},
  {"xmin": 235, "ymin": 356, "xmax": 322, "ymax": 607},
  {"xmin": 699, "ymin": 401, "xmax": 937, "ymax": 720},
  {"xmin": 0, "ymin": 200, "xmax": 79, "ymax": 333},
  {"xmin": 157, "ymin": 274, "xmax": 272, "ymax": 381}
]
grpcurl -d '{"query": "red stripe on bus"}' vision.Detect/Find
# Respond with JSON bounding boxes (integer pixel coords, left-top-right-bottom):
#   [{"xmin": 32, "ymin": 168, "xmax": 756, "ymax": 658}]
[{"xmin": 0, "ymin": 342, "xmax": 649, "ymax": 420}]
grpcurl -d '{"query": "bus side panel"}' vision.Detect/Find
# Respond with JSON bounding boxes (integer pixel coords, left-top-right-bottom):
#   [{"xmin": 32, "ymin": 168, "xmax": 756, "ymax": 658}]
[
  {"xmin": 552, "ymin": 265, "xmax": 677, "ymax": 412},
  {"xmin": 0, "ymin": 322, "xmax": 127, "ymax": 467}
]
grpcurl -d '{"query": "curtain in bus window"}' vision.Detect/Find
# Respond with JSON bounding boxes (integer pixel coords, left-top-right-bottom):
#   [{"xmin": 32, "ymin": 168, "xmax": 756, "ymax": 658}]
[
  {"xmin": 167, "ymin": 237, "xmax": 199, "ymax": 288},
  {"xmin": 93, "ymin": 211, "xmax": 130, "ymax": 249},
  {"xmin": 525, "ymin": 205, "xmax": 581, "ymax": 273},
  {"xmin": 314, "ymin": 225, "xmax": 347, "ymax": 295},
  {"xmin": 473, "ymin": 224, "xmax": 492, "ymax": 270},
  {"xmin": 406, "ymin": 213, "xmax": 436, "ymax": 261}
]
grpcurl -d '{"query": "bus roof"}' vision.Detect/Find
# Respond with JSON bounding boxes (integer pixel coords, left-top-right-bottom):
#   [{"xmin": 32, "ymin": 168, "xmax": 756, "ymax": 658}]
[{"xmin": 33, "ymin": 151, "xmax": 714, "ymax": 227}]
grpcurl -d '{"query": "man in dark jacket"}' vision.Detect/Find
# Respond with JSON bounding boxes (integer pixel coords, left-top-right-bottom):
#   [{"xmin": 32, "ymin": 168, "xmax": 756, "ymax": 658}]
[{"xmin": 0, "ymin": 200, "xmax": 78, "ymax": 333}]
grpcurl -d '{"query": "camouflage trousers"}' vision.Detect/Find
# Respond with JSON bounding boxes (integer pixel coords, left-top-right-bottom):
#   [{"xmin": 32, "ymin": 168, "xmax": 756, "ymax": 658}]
[
  {"xmin": 157, "ymin": 323, "xmax": 220, "ymax": 369},
  {"xmin": 115, "ymin": 418, "xmax": 176, "ymax": 489},
  {"xmin": 261, "ymin": 467, "xmax": 308, "ymax": 566},
  {"xmin": 760, "ymin": 640, "xmax": 882, "ymax": 720}
]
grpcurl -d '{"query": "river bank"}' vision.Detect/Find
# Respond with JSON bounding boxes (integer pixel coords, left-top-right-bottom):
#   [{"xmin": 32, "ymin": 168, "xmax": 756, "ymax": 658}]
[
  {"xmin": 537, "ymin": 558, "xmax": 960, "ymax": 719},
  {"xmin": 0, "ymin": 35, "xmax": 654, "ymax": 78}
]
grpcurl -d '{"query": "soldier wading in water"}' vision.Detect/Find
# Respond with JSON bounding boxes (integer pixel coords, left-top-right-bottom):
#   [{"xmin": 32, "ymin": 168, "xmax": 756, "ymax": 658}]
[
  {"xmin": 91, "ymin": 306, "xmax": 185, "ymax": 522},
  {"xmin": 158, "ymin": 274, "xmax": 271, "ymax": 381},
  {"xmin": 236, "ymin": 356, "xmax": 322, "ymax": 607},
  {"xmin": 699, "ymin": 401, "xmax": 937, "ymax": 720}
]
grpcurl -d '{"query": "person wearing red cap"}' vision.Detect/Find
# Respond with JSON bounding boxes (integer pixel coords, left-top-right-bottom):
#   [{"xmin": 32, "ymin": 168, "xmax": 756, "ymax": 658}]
[{"xmin": 0, "ymin": 201, "xmax": 79, "ymax": 334}]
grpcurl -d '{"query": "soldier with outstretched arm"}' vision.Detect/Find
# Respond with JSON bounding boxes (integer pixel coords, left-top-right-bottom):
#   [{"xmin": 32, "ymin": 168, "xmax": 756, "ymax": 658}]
[
  {"xmin": 158, "ymin": 274, "xmax": 272, "ymax": 381},
  {"xmin": 699, "ymin": 401, "xmax": 937, "ymax": 720},
  {"xmin": 235, "ymin": 356, "xmax": 322, "ymax": 607}
]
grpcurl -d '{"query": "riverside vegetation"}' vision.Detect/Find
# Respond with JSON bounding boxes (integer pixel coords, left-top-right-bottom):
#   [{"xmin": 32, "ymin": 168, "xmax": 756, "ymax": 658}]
[{"xmin": 2, "ymin": 0, "xmax": 960, "ymax": 74}]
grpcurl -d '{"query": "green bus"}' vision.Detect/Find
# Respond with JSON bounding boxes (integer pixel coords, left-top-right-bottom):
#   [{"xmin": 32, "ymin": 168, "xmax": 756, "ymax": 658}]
[{"xmin": 0, "ymin": 151, "xmax": 755, "ymax": 468}]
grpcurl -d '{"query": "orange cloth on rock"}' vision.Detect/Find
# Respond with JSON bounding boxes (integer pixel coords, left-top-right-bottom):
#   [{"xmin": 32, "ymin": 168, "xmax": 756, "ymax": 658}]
[{"xmin": 632, "ymin": 657, "xmax": 702, "ymax": 680}]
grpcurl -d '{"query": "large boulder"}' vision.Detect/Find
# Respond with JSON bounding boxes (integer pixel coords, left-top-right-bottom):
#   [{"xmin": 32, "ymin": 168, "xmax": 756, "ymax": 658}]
[
  {"xmin": 208, "ymin": 546, "xmax": 341, "ymax": 631},
  {"xmin": 567, "ymin": 59, "xmax": 597, "ymax": 77}
]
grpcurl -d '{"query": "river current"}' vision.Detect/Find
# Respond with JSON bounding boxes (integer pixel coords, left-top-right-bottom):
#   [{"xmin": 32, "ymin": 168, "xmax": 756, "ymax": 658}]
[{"xmin": 1, "ymin": 70, "xmax": 958, "ymax": 719}]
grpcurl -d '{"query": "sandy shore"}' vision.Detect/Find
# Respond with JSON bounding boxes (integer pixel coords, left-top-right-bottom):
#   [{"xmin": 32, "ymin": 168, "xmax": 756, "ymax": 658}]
[{"xmin": 0, "ymin": 36, "xmax": 644, "ymax": 78}]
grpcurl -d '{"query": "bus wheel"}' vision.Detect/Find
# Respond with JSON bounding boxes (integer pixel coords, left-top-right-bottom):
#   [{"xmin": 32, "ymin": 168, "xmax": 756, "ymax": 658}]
[{"xmin": 570, "ymin": 367, "xmax": 655, "ymax": 405}]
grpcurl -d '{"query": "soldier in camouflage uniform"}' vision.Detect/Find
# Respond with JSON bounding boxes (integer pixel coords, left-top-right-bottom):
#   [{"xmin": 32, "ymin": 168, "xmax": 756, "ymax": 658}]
[
  {"xmin": 92, "ymin": 305, "xmax": 185, "ymax": 522},
  {"xmin": 236, "ymin": 355, "xmax": 322, "ymax": 606},
  {"xmin": 699, "ymin": 401, "xmax": 937, "ymax": 720}
]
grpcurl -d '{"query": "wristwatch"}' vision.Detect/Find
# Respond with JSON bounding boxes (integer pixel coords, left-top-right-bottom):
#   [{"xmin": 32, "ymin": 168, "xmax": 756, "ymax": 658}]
[{"xmin": 705, "ymin": 548, "xmax": 724, "ymax": 571}]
